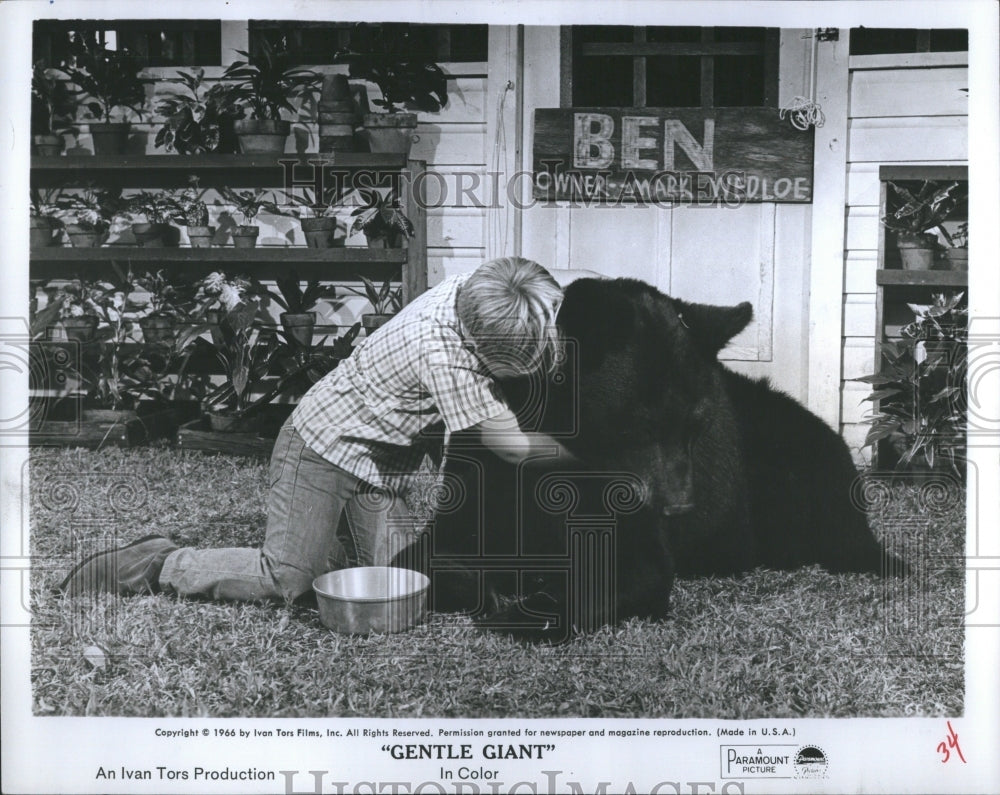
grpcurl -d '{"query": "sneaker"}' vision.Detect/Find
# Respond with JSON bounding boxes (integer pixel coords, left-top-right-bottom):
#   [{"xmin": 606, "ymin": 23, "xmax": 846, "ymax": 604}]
[{"xmin": 57, "ymin": 535, "xmax": 179, "ymax": 596}]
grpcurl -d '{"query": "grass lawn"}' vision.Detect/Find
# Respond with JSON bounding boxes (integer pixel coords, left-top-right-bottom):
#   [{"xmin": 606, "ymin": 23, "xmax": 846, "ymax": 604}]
[{"xmin": 30, "ymin": 445, "xmax": 964, "ymax": 718}]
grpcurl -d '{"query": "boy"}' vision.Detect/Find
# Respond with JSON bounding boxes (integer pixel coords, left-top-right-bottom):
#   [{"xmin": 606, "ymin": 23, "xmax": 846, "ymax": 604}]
[{"xmin": 60, "ymin": 257, "xmax": 578, "ymax": 602}]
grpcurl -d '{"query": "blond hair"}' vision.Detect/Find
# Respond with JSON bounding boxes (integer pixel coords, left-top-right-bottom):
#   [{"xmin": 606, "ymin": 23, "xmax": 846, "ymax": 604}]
[{"xmin": 456, "ymin": 257, "xmax": 562, "ymax": 375}]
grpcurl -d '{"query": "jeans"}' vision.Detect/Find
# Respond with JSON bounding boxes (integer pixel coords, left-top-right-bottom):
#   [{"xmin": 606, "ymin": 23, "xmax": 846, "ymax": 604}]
[{"xmin": 159, "ymin": 420, "xmax": 417, "ymax": 602}]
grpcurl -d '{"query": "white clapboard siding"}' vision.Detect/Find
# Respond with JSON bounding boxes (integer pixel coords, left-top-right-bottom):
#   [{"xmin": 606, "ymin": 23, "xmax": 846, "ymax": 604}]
[
  {"xmin": 428, "ymin": 250, "xmax": 487, "ymax": 286},
  {"xmin": 846, "ymin": 163, "xmax": 881, "ymax": 208},
  {"xmin": 837, "ymin": 53, "xmax": 967, "ymax": 444},
  {"xmin": 426, "ymin": 207, "xmax": 486, "ymax": 250},
  {"xmin": 843, "ymin": 294, "xmax": 876, "ymax": 338},
  {"xmin": 841, "ymin": 382, "xmax": 875, "ymax": 426},
  {"xmin": 411, "ymin": 124, "xmax": 486, "ymax": 166},
  {"xmin": 417, "ymin": 167, "xmax": 496, "ymax": 210},
  {"xmin": 849, "ymin": 67, "xmax": 969, "ymax": 118},
  {"xmin": 845, "ymin": 253, "xmax": 878, "ymax": 294},
  {"xmin": 845, "ymin": 207, "xmax": 880, "ymax": 252},
  {"xmin": 842, "ymin": 339, "xmax": 878, "ymax": 382},
  {"xmin": 848, "ymin": 116, "xmax": 968, "ymax": 162}
]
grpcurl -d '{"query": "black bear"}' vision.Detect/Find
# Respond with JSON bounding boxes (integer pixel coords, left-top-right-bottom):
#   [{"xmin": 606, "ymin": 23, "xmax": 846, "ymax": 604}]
[{"xmin": 395, "ymin": 278, "xmax": 905, "ymax": 641}]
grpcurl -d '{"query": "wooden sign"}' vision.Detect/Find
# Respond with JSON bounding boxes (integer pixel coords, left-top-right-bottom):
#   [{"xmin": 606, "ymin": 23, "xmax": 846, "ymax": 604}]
[{"xmin": 533, "ymin": 107, "xmax": 814, "ymax": 204}]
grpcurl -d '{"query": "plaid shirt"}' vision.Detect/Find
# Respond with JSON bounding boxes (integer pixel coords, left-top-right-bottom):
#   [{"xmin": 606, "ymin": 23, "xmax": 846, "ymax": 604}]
[{"xmin": 291, "ymin": 273, "xmax": 510, "ymax": 489}]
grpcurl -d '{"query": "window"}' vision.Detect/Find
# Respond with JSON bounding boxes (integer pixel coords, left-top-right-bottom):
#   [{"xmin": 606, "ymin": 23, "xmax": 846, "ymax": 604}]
[
  {"xmin": 33, "ymin": 20, "xmax": 222, "ymax": 67},
  {"xmin": 249, "ymin": 22, "xmax": 489, "ymax": 64},
  {"xmin": 850, "ymin": 28, "xmax": 968, "ymax": 56},
  {"xmin": 563, "ymin": 26, "xmax": 779, "ymax": 109}
]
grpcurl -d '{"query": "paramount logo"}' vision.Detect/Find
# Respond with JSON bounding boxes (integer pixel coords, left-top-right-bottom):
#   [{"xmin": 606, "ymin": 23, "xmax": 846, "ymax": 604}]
[{"xmin": 721, "ymin": 745, "xmax": 797, "ymax": 779}]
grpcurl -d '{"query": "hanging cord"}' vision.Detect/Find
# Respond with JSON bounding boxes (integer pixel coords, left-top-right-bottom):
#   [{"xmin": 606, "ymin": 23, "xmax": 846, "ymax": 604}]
[
  {"xmin": 780, "ymin": 32, "xmax": 826, "ymax": 130},
  {"xmin": 488, "ymin": 80, "xmax": 514, "ymax": 259}
]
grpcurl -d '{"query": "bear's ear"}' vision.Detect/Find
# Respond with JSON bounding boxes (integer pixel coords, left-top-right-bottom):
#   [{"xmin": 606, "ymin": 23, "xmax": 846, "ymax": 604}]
[{"xmin": 671, "ymin": 298, "xmax": 754, "ymax": 356}]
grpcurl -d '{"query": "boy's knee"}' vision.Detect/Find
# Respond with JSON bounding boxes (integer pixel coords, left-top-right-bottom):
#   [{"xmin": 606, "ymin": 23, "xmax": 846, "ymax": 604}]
[{"xmin": 266, "ymin": 558, "xmax": 316, "ymax": 602}]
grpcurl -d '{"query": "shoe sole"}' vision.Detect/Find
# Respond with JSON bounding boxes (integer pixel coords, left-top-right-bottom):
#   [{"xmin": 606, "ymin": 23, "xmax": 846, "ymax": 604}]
[{"xmin": 55, "ymin": 534, "xmax": 172, "ymax": 595}]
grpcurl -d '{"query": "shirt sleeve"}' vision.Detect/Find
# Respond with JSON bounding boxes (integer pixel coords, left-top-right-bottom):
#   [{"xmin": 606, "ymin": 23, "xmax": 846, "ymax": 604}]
[{"xmin": 421, "ymin": 343, "xmax": 510, "ymax": 433}]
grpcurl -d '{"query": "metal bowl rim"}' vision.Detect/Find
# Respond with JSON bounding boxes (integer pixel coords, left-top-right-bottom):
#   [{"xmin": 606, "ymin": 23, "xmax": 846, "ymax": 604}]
[{"xmin": 312, "ymin": 566, "xmax": 430, "ymax": 604}]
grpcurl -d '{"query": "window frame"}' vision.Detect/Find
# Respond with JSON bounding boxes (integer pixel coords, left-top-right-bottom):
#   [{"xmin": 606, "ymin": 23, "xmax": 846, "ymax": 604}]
[{"xmin": 559, "ymin": 26, "xmax": 780, "ymax": 109}]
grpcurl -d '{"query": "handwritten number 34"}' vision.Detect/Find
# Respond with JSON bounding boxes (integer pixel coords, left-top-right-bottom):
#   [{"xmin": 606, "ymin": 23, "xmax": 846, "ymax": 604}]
[{"xmin": 937, "ymin": 721, "xmax": 966, "ymax": 764}]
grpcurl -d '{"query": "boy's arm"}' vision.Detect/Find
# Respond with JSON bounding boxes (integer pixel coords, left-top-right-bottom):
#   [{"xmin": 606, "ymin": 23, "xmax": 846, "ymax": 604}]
[{"xmin": 473, "ymin": 407, "xmax": 575, "ymax": 465}]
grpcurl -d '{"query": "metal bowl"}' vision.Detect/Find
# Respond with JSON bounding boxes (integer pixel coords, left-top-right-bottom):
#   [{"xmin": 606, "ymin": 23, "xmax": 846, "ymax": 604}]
[{"xmin": 312, "ymin": 567, "xmax": 430, "ymax": 634}]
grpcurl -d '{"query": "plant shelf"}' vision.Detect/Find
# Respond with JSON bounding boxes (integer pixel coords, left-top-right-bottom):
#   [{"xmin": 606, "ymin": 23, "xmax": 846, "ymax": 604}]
[
  {"xmin": 30, "ymin": 153, "xmax": 410, "ymax": 190},
  {"xmin": 876, "ymin": 269, "xmax": 968, "ymax": 287},
  {"xmin": 30, "ymin": 246, "xmax": 408, "ymax": 281}
]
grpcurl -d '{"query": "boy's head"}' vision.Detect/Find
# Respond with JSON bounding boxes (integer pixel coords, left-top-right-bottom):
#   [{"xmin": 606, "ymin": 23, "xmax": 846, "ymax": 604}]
[{"xmin": 456, "ymin": 257, "xmax": 562, "ymax": 377}]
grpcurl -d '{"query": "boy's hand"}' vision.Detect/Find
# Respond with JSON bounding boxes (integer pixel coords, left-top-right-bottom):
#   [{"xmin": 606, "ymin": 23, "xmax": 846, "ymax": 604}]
[{"xmin": 474, "ymin": 408, "xmax": 574, "ymax": 465}]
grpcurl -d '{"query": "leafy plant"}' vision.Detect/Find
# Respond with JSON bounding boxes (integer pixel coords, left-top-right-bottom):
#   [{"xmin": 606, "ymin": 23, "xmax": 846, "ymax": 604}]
[
  {"xmin": 171, "ymin": 177, "xmax": 210, "ymax": 226},
  {"xmin": 62, "ymin": 34, "xmax": 147, "ymax": 124},
  {"xmin": 268, "ymin": 271, "xmax": 337, "ymax": 315},
  {"xmin": 154, "ymin": 68, "xmax": 240, "ymax": 154},
  {"xmin": 30, "ymin": 189, "xmax": 64, "ymax": 222},
  {"xmin": 857, "ymin": 291, "xmax": 967, "ymax": 473},
  {"xmin": 262, "ymin": 186, "xmax": 343, "ymax": 220},
  {"xmin": 31, "ymin": 62, "xmax": 78, "ymax": 136},
  {"xmin": 349, "ymin": 274, "xmax": 402, "ymax": 316},
  {"xmin": 55, "ymin": 187, "xmax": 126, "ymax": 234},
  {"xmin": 53, "ymin": 266, "xmax": 169, "ymax": 410},
  {"xmin": 134, "ymin": 270, "xmax": 196, "ymax": 319},
  {"xmin": 220, "ymin": 187, "xmax": 272, "ymax": 226},
  {"xmin": 941, "ymin": 221, "xmax": 968, "ymax": 249},
  {"xmin": 126, "ymin": 190, "xmax": 180, "ymax": 225},
  {"xmin": 349, "ymin": 188, "xmax": 414, "ymax": 247},
  {"xmin": 333, "ymin": 23, "xmax": 448, "ymax": 113},
  {"xmin": 215, "ymin": 38, "xmax": 319, "ymax": 121},
  {"xmin": 882, "ymin": 181, "xmax": 966, "ymax": 242}
]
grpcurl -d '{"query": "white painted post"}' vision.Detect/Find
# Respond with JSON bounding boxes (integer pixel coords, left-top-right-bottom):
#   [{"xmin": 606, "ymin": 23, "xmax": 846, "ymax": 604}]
[{"xmin": 806, "ymin": 30, "xmax": 851, "ymax": 430}]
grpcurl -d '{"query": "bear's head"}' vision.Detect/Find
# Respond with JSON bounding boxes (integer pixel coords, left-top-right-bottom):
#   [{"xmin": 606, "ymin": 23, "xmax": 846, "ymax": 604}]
[{"xmin": 553, "ymin": 277, "xmax": 752, "ymax": 517}]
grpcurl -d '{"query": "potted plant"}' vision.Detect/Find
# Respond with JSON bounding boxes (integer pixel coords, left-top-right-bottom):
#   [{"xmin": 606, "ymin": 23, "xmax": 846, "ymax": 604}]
[
  {"xmin": 62, "ymin": 34, "xmax": 148, "ymax": 155},
  {"xmin": 55, "ymin": 186, "xmax": 126, "ymax": 247},
  {"xmin": 184, "ymin": 280, "xmax": 277, "ymax": 431},
  {"xmin": 266, "ymin": 270, "xmax": 338, "ymax": 347},
  {"xmin": 333, "ymin": 23, "xmax": 448, "ymax": 155},
  {"xmin": 172, "ymin": 177, "xmax": 216, "ymax": 248},
  {"xmin": 349, "ymin": 187, "xmax": 415, "ymax": 249},
  {"xmin": 30, "ymin": 189, "xmax": 64, "ymax": 248},
  {"xmin": 220, "ymin": 186, "xmax": 271, "ymax": 248},
  {"xmin": 856, "ymin": 291, "xmax": 967, "ymax": 475},
  {"xmin": 134, "ymin": 270, "xmax": 196, "ymax": 343},
  {"xmin": 263, "ymin": 187, "xmax": 346, "ymax": 248},
  {"xmin": 50, "ymin": 279, "xmax": 104, "ymax": 342},
  {"xmin": 31, "ymin": 62, "xmax": 77, "ymax": 155},
  {"xmin": 215, "ymin": 38, "xmax": 320, "ymax": 154},
  {"xmin": 153, "ymin": 68, "xmax": 241, "ymax": 154},
  {"xmin": 882, "ymin": 181, "xmax": 966, "ymax": 271},
  {"xmin": 939, "ymin": 221, "xmax": 968, "ymax": 272},
  {"xmin": 350, "ymin": 274, "xmax": 402, "ymax": 332},
  {"xmin": 125, "ymin": 190, "xmax": 182, "ymax": 247}
]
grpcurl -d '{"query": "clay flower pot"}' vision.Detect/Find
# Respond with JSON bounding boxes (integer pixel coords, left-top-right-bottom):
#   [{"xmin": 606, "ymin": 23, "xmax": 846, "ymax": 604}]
[
  {"xmin": 300, "ymin": 217, "xmax": 339, "ymax": 248},
  {"xmin": 61, "ymin": 315, "xmax": 100, "ymax": 342},
  {"xmin": 65, "ymin": 225, "xmax": 102, "ymax": 248},
  {"xmin": 231, "ymin": 225, "xmax": 260, "ymax": 249},
  {"xmin": 30, "ymin": 217, "xmax": 58, "ymax": 248},
  {"xmin": 943, "ymin": 247, "xmax": 968, "ymax": 271},
  {"xmin": 187, "ymin": 225, "xmax": 216, "ymax": 248},
  {"xmin": 32, "ymin": 133, "xmax": 64, "ymax": 156},
  {"xmin": 89, "ymin": 122, "xmax": 131, "ymax": 155},
  {"xmin": 896, "ymin": 232, "xmax": 938, "ymax": 271},
  {"xmin": 139, "ymin": 315, "xmax": 177, "ymax": 344},
  {"xmin": 361, "ymin": 112, "xmax": 418, "ymax": 155},
  {"xmin": 233, "ymin": 119, "xmax": 291, "ymax": 154},
  {"xmin": 280, "ymin": 312, "xmax": 317, "ymax": 347},
  {"xmin": 131, "ymin": 222, "xmax": 179, "ymax": 248}
]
